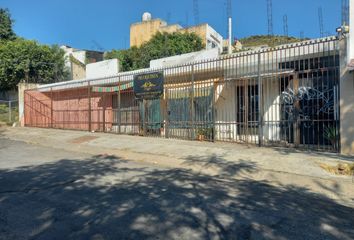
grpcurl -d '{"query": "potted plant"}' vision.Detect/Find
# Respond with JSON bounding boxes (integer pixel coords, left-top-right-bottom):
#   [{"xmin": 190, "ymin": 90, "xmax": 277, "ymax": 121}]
[
  {"xmin": 196, "ymin": 127, "xmax": 214, "ymax": 141},
  {"xmin": 323, "ymin": 126, "xmax": 337, "ymax": 149},
  {"xmin": 196, "ymin": 128, "xmax": 206, "ymax": 141}
]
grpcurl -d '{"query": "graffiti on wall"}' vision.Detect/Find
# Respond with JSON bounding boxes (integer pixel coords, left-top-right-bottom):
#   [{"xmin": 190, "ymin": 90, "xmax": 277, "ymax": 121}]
[{"xmin": 281, "ymin": 86, "xmax": 335, "ymax": 127}]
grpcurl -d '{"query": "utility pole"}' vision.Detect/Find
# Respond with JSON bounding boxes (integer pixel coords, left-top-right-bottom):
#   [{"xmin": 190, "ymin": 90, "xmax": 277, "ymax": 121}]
[
  {"xmin": 227, "ymin": 0, "xmax": 232, "ymax": 54},
  {"xmin": 267, "ymin": 0, "xmax": 273, "ymax": 36}
]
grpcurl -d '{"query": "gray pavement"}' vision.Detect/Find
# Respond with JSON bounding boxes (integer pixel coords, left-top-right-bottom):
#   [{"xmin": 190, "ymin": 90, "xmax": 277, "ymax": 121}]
[
  {"xmin": 0, "ymin": 128, "xmax": 354, "ymax": 239},
  {"xmin": 2, "ymin": 127, "xmax": 354, "ymax": 202}
]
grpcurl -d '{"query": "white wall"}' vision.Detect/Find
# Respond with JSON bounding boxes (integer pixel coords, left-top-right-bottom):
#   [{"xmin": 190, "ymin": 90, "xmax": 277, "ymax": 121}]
[
  {"xmin": 72, "ymin": 51, "xmax": 86, "ymax": 64},
  {"xmin": 262, "ymin": 78, "xmax": 281, "ymax": 142},
  {"xmin": 60, "ymin": 46, "xmax": 74, "ymax": 69},
  {"xmin": 86, "ymin": 59, "xmax": 120, "ymax": 79},
  {"xmin": 206, "ymin": 25, "xmax": 223, "ymax": 53},
  {"xmin": 150, "ymin": 48, "xmax": 219, "ymax": 68},
  {"xmin": 215, "ymin": 81, "xmax": 237, "ymax": 141},
  {"xmin": 349, "ymin": 0, "xmax": 354, "ymax": 63}
]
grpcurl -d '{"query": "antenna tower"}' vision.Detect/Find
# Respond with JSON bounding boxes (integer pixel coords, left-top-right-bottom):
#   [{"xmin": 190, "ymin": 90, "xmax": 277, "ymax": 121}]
[
  {"xmin": 283, "ymin": 15, "xmax": 288, "ymax": 37},
  {"xmin": 342, "ymin": 0, "xmax": 349, "ymax": 26},
  {"xmin": 318, "ymin": 7, "xmax": 324, "ymax": 37},
  {"xmin": 193, "ymin": 0, "xmax": 199, "ymax": 25},
  {"xmin": 267, "ymin": 0, "xmax": 273, "ymax": 35}
]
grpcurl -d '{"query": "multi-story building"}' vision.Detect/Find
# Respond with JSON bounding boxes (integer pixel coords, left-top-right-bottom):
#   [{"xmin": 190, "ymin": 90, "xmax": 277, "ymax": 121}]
[{"xmin": 130, "ymin": 12, "xmax": 223, "ymax": 53}]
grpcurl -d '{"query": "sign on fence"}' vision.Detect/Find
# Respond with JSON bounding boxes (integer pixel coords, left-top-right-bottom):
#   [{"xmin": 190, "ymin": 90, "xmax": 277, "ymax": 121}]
[{"xmin": 133, "ymin": 72, "xmax": 164, "ymax": 99}]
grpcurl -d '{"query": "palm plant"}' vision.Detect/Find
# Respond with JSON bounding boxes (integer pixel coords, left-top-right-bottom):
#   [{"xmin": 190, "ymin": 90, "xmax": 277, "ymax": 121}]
[{"xmin": 323, "ymin": 126, "xmax": 337, "ymax": 147}]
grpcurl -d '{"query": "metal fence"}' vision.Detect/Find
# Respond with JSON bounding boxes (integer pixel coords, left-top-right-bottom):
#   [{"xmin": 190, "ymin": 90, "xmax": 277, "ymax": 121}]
[
  {"xmin": 24, "ymin": 37, "xmax": 340, "ymax": 152},
  {"xmin": 0, "ymin": 100, "xmax": 19, "ymax": 124}
]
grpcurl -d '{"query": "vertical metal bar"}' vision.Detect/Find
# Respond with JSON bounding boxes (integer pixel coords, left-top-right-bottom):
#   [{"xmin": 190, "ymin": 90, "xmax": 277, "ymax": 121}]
[
  {"xmin": 8, "ymin": 100, "xmax": 11, "ymax": 122},
  {"xmin": 118, "ymin": 78, "xmax": 121, "ymax": 134},
  {"xmin": 50, "ymin": 87, "xmax": 53, "ymax": 128},
  {"xmin": 191, "ymin": 64, "xmax": 195, "ymax": 139},
  {"xmin": 293, "ymin": 74, "xmax": 300, "ymax": 147},
  {"xmin": 258, "ymin": 53, "xmax": 263, "ymax": 146},
  {"xmin": 336, "ymin": 40, "xmax": 341, "ymax": 153},
  {"xmin": 212, "ymin": 81, "xmax": 216, "ymax": 142},
  {"xmin": 143, "ymin": 99, "xmax": 147, "ymax": 136},
  {"xmin": 88, "ymin": 82, "xmax": 91, "ymax": 132},
  {"xmin": 103, "ymin": 94, "xmax": 106, "ymax": 132},
  {"xmin": 165, "ymin": 85, "xmax": 169, "ymax": 138}
]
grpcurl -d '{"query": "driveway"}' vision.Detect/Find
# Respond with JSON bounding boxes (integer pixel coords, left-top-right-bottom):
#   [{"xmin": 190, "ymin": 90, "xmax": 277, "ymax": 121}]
[{"xmin": 0, "ymin": 130, "xmax": 354, "ymax": 239}]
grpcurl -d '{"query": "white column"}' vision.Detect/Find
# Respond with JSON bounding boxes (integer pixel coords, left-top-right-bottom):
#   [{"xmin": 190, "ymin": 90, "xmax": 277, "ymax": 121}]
[{"xmin": 340, "ymin": 0, "xmax": 354, "ymax": 155}]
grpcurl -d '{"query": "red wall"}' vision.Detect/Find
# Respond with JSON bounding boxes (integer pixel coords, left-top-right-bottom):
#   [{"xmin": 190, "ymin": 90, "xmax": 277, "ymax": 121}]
[{"xmin": 24, "ymin": 88, "xmax": 113, "ymax": 132}]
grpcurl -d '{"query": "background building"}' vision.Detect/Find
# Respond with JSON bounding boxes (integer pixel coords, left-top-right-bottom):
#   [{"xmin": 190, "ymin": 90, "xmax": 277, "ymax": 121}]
[
  {"xmin": 60, "ymin": 45, "xmax": 104, "ymax": 80},
  {"xmin": 130, "ymin": 12, "xmax": 223, "ymax": 53}
]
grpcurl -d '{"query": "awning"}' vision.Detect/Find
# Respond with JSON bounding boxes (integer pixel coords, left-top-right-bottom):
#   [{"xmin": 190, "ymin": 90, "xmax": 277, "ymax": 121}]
[{"xmin": 91, "ymin": 82, "xmax": 133, "ymax": 92}]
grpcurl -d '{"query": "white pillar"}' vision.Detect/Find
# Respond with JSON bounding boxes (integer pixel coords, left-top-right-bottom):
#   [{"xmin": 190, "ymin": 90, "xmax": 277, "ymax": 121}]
[{"xmin": 340, "ymin": 0, "xmax": 354, "ymax": 155}]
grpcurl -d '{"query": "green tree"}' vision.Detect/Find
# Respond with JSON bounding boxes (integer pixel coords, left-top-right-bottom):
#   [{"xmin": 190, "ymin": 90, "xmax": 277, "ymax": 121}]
[
  {"xmin": 0, "ymin": 38, "xmax": 69, "ymax": 90},
  {"xmin": 105, "ymin": 32, "xmax": 203, "ymax": 72},
  {"xmin": 0, "ymin": 8, "xmax": 16, "ymax": 41}
]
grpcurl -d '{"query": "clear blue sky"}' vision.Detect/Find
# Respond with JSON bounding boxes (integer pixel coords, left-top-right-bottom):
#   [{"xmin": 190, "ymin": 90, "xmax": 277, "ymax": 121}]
[{"xmin": 0, "ymin": 0, "xmax": 342, "ymax": 51}]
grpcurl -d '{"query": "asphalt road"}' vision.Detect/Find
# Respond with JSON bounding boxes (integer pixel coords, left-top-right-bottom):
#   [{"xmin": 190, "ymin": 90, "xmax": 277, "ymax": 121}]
[{"xmin": 0, "ymin": 137, "xmax": 353, "ymax": 240}]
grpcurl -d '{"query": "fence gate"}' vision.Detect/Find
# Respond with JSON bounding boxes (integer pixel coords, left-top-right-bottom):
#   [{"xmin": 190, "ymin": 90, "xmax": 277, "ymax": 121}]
[{"xmin": 260, "ymin": 45, "xmax": 340, "ymax": 152}]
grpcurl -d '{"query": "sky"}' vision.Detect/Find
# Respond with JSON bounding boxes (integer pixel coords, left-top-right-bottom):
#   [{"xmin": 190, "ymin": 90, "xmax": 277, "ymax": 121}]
[{"xmin": 0, "ymin": 0, "xmax": 342, "ymax": 51}]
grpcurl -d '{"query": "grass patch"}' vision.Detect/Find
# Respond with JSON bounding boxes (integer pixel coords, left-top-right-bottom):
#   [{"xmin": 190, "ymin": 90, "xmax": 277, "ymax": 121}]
[
  {"xmin": 319, "ymin": 162, "xmax": 354, "ymax": 176},
  {"xmin": 0, "ymin": 104, "xmax": 18, "ymax": 125},
  {"xmin": 239, "ymin": 35, "xmax": 304, "ymax": 48}
]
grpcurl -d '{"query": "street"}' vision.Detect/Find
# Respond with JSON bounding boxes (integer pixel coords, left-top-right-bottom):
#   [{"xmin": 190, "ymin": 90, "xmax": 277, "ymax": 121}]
[{"xmin": 0, "ymin": 131, "xmax": 354, "ymax": 239}]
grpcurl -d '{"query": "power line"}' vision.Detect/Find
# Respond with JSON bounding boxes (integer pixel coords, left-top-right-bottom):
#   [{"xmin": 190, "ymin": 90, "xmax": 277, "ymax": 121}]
[
  {"xmin": 283, "ymin": 15, "xmax": 288, "ymax": 37},
  {"xmin": 318, "ymin": 7, "xmax": 324, "ymax": 38},
  {"xmin": 267, "ymin": 0, "xmax": 273, "ymax": 36}
]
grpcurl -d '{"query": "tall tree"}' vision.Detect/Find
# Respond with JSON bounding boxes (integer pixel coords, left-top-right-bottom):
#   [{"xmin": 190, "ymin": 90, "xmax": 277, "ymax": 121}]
[
  {"xmin": 105, "ymin": 32, "xmax": 203, "ymax": 72},
  {"xmin": 0, "ymin": 8, "xmax": 16, "ymax": 41},
  {"xmin": 0, "ymin": 39, "xmax": 69, "ymax": 90},
  {"xmin": 0, "ymin": 8, "xmax": 69, "ymax": 90}
]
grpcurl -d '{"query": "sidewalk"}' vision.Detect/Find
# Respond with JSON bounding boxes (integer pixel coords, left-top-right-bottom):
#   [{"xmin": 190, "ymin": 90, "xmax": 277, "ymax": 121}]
[{"xmin": 2, "ymin": 126, "xmax": 354, "ymax": 205}]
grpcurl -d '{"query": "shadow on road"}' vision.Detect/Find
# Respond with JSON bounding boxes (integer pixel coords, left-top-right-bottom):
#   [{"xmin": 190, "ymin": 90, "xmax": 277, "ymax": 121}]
[
  {"xmin": 182, "ymin": 154, "xmax": 258, "ymax": 178},
  {"xmin": 0, "ymin": 154, "xmax": 353, "ymax": 240}
]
